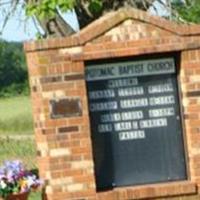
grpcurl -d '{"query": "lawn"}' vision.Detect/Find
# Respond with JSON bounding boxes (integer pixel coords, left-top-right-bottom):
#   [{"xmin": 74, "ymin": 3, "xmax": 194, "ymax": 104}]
[
  {"xmin": 0, "ymin": 96, "xmax": 33, "ymax": 135},
  {"xmin": 0, "ymin": 138, "xmax": 42, "ymax": 200},
  {"xmin": 0, "ymin": 96, "xmax": 41, "ymax": 199},
  {"xmin": 0, "ymin": 96, "xmax": 36, "ymax": 167},
  {"xmin": 0, "ymin": 138, "xmax": 37, "ymax": 169},
  {"xmin": 29, "ymin": 192, "xmax": 42, "ymax": 200}
]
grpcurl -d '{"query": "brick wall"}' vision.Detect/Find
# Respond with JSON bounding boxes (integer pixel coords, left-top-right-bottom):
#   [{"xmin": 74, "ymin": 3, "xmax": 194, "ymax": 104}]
[
  {"xmin": 25, "ymin": 8, "xmax": 200, "ymax": 200},
  {"xmin": 181, "ymin": 50, "xmax": 200, "ymax": 187}
]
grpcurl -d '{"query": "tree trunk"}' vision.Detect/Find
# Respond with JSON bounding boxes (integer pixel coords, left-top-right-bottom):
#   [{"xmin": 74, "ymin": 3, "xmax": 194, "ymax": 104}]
[
  {"xmin": 37, "ymin": 0, "xmax": 156, "ymax": 38},
  {"xmin": 36, "ymin": 11, "xmax": 75, "ymax": 38},
  {"xmin": 75, "ymin": 0, "xmax": 155, "ymax": 29}
]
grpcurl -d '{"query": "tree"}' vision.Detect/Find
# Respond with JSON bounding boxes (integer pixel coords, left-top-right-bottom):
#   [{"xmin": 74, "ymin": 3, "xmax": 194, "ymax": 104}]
[
  {"xmin": 0, "ymin": 41, "xmax": 26, "ymax": 87},
  {"xmin": 172, "ymin": 0, "xmax": 200, "ymax": 24},
  {"xmin": 0, "ymin": 0, "xmax": 192, "ymax": 39},
  {"xmin": 0, "ymin": 40, "xmax": 28, "ymax": 96},
  {"xmin": 1, "ymin": 0, "xmax": 158, "ymax": 38}
]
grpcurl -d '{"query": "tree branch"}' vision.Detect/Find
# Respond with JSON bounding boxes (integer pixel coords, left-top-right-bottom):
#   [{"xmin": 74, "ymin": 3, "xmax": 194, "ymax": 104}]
[{"xmin": 0, "ymin": 0, "xmax": 20, "ymax": 34}]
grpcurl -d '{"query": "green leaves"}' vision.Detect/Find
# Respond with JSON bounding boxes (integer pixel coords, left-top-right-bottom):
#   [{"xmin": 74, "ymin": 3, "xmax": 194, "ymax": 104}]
[
  {"xmin": 0, "ymin": 41, "xmax": 28, "ymax": 97},
  {"xmin": 26, "ymin": 1, "xmax": 56, "ymax": 19},
  {"xmin": 58, "ymin": 0, "xmax": 76, "ymax": 12},
  {"xmin": 25, "ymin": 0, "xmax": 103, "ymax": 19},
  {"xmin": 88, "ymin": 0, "xmax": 103, "ymax": 15},
  {"xmin": 172, "ymin": 0, "xmax": 200, "ymax": 23},
  {"xmin": 0, "ymin": 181, "xmax": 18, "ymax": 198},
  {"xmin": 26, "ymin": 0, "xmax": 76, "ymax": 19}
]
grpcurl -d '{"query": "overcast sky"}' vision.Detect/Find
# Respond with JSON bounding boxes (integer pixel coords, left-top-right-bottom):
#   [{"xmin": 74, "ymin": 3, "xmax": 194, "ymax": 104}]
[{"xmin": 0, "ymin": 0, "xmax": 168, "ymax": 42}]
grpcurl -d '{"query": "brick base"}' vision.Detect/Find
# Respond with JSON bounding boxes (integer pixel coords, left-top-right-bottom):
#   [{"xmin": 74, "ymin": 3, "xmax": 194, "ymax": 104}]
[
  {"xmin": 158, "ymin": 195, "xmax": 200, "ymax": 200},
  {"xmin": 97, "ymin": 181, "xmax": 196, "ymax": 200}
]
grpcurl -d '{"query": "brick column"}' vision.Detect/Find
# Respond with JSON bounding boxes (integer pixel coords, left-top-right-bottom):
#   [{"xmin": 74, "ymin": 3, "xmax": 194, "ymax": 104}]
[
  {"xmin": 26, "ymin": 48, "xmax": 96, "ymax": 200},
  {"xmin": 180, "ymin": 50, "xmax": 200, "ymax": 190}
]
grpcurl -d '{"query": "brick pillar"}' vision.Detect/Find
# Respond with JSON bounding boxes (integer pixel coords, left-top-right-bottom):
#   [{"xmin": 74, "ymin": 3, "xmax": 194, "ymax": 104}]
[
  {"xmin": 180, "ymin": 50, "xmax": 200, "ymax": 190},
  {"xmin": 26, "ymin": 48, "xmax": 96, "ymax": 200}
]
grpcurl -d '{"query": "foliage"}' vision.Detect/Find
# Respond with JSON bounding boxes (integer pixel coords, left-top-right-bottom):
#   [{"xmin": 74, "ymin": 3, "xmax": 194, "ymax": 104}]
[
  {"xmin": 0, "ymin": 82, "xmax": 29, "ymax": 98},
  {"xmin": 4, "ymin": 0, "xmax": 200, "ymax": 39},
  {"xmin": 88, "ymin": 0, "xmax": 103, "ymax": 14},
  {"xmin": 172, "ymin": 0, "xmax": 200, "ymax": 23},
  {"xmin": 0, "ymin": 41, "xmax": 29, "ymax": 97},
  {"xmin": 26, "ymin": 0, "xmax": 75, "ymax": 19},
  {"xmin": 26, "ymin": 0, "xmax": 102, "ymax": 19},
  {"xmin": 1, "ymin": 0, "xmax": 156, "ymax": 38},
  {"xmin": 0, "ymin": 160, "xmax": 42, "ymax": 198}
]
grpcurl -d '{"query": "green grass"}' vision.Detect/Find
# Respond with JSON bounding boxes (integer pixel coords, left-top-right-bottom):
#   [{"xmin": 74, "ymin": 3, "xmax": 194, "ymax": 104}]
[
  {"xmin": 0, "ymin": 96, "xmax": 33, "ymax": 135},
  {"xmin": 0, "ymin": 96, "xmax": 36, "ymax": 168},
  {"xmin": 0, "ymin": 138, "xmax": 37, "ymax": 169},
  {"xmin": 0, "ymin": 138, "xmax": 41, "ymax": 199},
  {"xmin": 29, "ymin": 191, "xmax": 42, "ymax": 200},
  {"xmin": 0, "ymin": 96, "xmax": 41, "ymax": 199}
]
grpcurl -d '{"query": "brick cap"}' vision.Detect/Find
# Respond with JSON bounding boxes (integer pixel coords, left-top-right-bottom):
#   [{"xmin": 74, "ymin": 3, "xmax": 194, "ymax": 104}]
[{"xmin": 24, "ymin": 7, "xmax": 200, "ymax": 52}]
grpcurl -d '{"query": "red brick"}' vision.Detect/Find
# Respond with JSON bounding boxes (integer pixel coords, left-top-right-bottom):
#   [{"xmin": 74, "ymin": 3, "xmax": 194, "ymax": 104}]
[
  {"xmin": 25, "ymin": 8, "xmax": 200, "ymax": 200},
  {"xmin": 62, "ymin": 169, "xmax": 84, "ymax": 177},
  {"xmin": 71, "ymin": 147, "xmax": 92, "ymax": 155}
]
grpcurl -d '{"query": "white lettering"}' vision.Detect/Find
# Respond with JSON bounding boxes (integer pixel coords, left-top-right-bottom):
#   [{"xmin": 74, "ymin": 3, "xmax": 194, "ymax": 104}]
[
  {"xmin": 119, "ymin": 64, "xmax": 144, "ymax": 75},
  {"xmin": 132, "ymin": 121, "xmax": 138, "ymax": 129},
  {"xmin": 86, "ymin": 58, "xmax": 175, "ymax": 81},
  {"xmin": 119, "ymin": 131, "xmax": 145, "ymax": 141},
  {"xmin": 121, "ymin": 111, "xmax": 143, "ymax": 120},
  {"xmin": 149, "ymin": 95, "xmax": 175, "ymax": 106},
  {"xmin": 89, "ymin": 89, "xmax": 115, "ymax": 99},
  {"xmin": 118, "ymin": 87, "xmax": 144, "ymax": 97},
  {"xmin": 149, "ymin": 108, "xmax": 175, "ymax": 118},
  {"xmin": 86, "ymin": 66, "xmax": 116, "ymax": 80},
  {"xmin": 147, "ymin": 61, "xmax": 174, "ymax": 73},
  {"xmin": 114, "ymin": 122, "xmax": 132, "ymax": 131},
  {"xmin": 108, "ymin": 78, "xmax": 138, "ymax": 88},
  {"xmin": 120, "ymin": 98, "xmax": 148, "ymax": 108},
  {"xmin": 101, "ymin": 113, "xmax": 121, "ymax": 122},
  {"xmin": 90, "ymin": 101, "xmax": 118, "ymax": 112},
  {"xmin": 140, "ymin": 118, "xmax": 167, "ymax": 129},
  {"xmin": 148, "ymin": 83, "xmax": 173, "ymax": 94}
]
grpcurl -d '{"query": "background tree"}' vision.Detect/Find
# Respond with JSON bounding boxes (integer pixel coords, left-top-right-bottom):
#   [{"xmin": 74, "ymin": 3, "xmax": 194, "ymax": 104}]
[
  {"xmin": 1, "ymin": 0, "xmax": 158, "ymax": 38},
  {"xmin": 172, "ymin": 0, "xmax": 200, "ymax": 23},
  {"xmin": 1, "ymin": 0, "xmax": 197, "ymax": 39},
  {"xmin": 0, "ymin": 41, "xmax": 27, "ymax": 97}
]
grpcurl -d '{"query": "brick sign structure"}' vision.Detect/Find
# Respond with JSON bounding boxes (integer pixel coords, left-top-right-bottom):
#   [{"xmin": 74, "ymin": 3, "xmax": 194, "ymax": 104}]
[{"xmin": 24, "ymin": 8, "xmax": 200, "ymax": 200}]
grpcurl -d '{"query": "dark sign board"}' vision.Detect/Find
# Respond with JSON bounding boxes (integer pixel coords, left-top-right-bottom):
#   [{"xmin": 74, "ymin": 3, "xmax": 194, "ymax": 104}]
[{"xmin": 85, "ymin": 57, "xmax": 187, "ymax": 190}]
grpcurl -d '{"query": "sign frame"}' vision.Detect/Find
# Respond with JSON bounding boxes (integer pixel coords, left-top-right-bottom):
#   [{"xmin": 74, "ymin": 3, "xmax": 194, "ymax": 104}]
[{"xmin": 85, "ymin": 52, "xmax": 189, "ymax": 190}]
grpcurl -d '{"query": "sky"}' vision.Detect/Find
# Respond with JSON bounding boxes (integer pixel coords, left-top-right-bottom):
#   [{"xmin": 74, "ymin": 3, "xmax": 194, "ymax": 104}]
[
  {"xmin": 0, "ymin": 1, "xmax": 168, "ymax": 42},
  {"xmin": 0, "ymin": 8, "xmax": 79, "ymax": 42}
]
